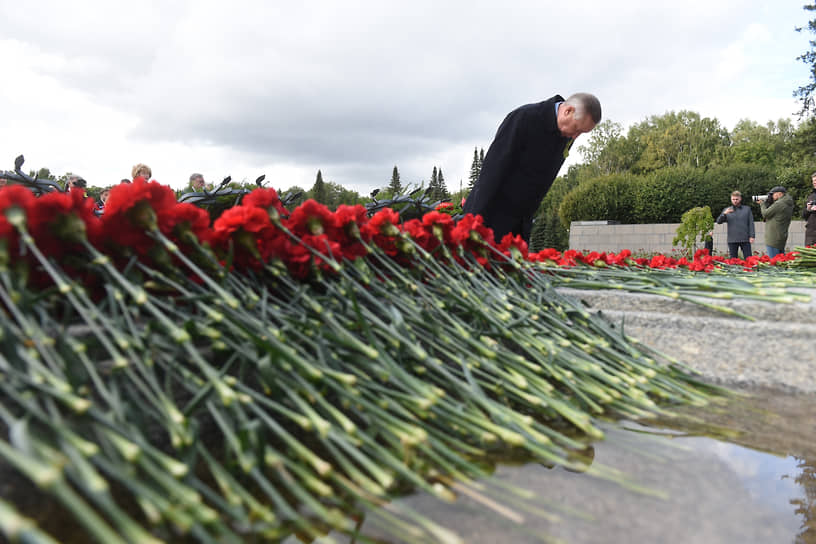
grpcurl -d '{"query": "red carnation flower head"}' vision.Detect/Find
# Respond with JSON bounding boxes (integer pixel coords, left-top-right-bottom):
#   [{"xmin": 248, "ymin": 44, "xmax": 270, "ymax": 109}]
[
  {"xmin": 243, "ymin": 187, "xmax": 289, "ymax": 223},
  {"xmin": 28, "ymin": 189, "xmax": 102, "ymax": 257},
  {"xmin": 103, "ymin": 177, "xmax": 177, "ymax": 228},
  {"xmin": 330, "ymin": 204, "xmax": 371, "ymax": 260},
  {"xmin": 285, "ymin": 199, "xmax": 334, "ymax": 237},
  {"xmin": 101, "ymin": 178, "xmax": 178, "ymax": 255},
  {"xmin": 450, "ymin": 214, "xmax": 496, "ymax": 267},
  {"xmin": 364, "ymin": 208, "xmax": 401, "ymax": 237},
  {"xmin": 400, "ymin": 219, "xmax": 428, "ymax": 253},
  {"xmin": 0, "ymin": 185, "xmax": 36, "ymax": 258},
  {"xmin": 497, "ymin": 232, "xmax": 529, "ymax": 262},
  {"xmin": 363, "ymin": 208, "xmax": 402, "ymax": 257},
  {"xmin": 451, "ymin": 214, "xmax": 495, "ymax": 247},
  {"xmin": 158, "ymin": 203, "xmax": 213, "ymax": 247},
  {"xmin": 280, "ymin": 233, "xmax": 342, "ymax": 279},
  {"xmin": 212, "ymin": 205, "xmax": 282, "ymax": 268},
  {"xmin": 529, "ymin": 248, "xmax": 561, "ymax": 265},
  {"xmin": 421, "ymin": 211, "xmax": 454, "ymax": 245}
]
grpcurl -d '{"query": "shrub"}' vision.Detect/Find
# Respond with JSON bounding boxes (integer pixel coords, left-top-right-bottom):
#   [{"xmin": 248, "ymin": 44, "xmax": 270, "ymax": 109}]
[{"xmin": 558, "ymin": 173, "xmax": 642, "ymax": 229}]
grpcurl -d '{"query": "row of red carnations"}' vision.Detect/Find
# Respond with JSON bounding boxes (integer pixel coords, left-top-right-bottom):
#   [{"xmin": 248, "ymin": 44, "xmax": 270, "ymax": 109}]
[
  {"xmin": 0, "ymin": 178, "xmax": 798, "ymax": 287},
  {"xmin": 0, "ymin": 178, "xmax": 524, "ymax": 282},
  {"xmin": 532, "ymin": 247, "xmax": 798, "ymax": 271}
]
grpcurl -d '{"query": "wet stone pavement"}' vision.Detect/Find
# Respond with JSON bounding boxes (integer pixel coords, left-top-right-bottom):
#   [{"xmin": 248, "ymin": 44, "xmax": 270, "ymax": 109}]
[{"xmin": 315, "ymin": 288, "xmax": 816, "ymax": 544}]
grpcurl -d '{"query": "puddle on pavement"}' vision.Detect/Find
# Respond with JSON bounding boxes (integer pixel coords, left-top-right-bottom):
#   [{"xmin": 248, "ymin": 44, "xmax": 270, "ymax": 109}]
[
  {"xmin": 5, "ymin": 385, "xmax": 813, "ymax": 544},
  {"xmin": 323, "ymin": 386, "xmax": 816, "ymax": 544}
]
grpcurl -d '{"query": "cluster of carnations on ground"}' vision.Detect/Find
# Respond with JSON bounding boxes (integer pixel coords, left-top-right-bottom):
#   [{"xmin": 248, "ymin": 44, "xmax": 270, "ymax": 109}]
[{"xmin": 0, "ymin": 179, "xmax": 799, "ymax": 283}]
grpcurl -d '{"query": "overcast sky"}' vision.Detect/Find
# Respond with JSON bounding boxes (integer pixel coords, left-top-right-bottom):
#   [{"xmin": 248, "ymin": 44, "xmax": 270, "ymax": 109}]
[{"xmin": 0, "ymin": 1, "xmax": 812, "ymax": 194}]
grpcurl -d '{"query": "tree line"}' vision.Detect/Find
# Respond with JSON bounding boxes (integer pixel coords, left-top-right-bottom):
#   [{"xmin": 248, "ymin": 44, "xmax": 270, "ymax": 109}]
[{"xmin": 528, "ymin": 113, "xmax": 816, "ymax": 251}]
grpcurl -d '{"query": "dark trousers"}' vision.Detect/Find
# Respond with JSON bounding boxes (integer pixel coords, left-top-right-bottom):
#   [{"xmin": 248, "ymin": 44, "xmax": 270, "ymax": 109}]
[{"xmin": 727, "ymin": 241, "xmax": 752, "ymax": 259}]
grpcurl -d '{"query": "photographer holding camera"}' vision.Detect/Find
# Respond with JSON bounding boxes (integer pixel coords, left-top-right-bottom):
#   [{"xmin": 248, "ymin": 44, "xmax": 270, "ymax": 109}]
[
  {"xmin": 802, "ymin": 172, "xmax": 816, "ymax": 247},
  {"xmin": 716, "ymin": 190, "xmax": 754, "ymax": 259},
  {"xmin": 758, "ymin": 185, "xmax": 794, "ymax": 258}
]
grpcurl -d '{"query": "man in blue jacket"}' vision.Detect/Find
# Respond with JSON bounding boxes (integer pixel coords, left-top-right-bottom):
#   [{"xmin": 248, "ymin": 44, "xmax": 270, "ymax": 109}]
[
  {"xmin": 716, "ymin": 190, "xmax": 755, "ymax": 259},
  {"xmin": 463, "ymin": 93, "xmax": 601, "ymax": 242}
]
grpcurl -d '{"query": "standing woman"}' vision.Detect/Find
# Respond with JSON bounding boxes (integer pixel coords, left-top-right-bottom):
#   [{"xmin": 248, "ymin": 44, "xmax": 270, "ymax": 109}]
[{"xmin": 131, "ymin": 163, "xmax": 152, "ymax": 182}]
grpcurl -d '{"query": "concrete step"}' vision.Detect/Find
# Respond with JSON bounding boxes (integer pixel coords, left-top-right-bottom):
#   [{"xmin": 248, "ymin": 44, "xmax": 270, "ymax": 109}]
[{"xmin": 556, "ymin": 288, "xmax": 816, "ymax": 393}]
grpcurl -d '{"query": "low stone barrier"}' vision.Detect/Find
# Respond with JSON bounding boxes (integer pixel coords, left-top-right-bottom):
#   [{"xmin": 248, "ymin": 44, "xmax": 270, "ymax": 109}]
[{"xmin": 569, "ymin": 220, "xmax": 807, "ymax": 254}]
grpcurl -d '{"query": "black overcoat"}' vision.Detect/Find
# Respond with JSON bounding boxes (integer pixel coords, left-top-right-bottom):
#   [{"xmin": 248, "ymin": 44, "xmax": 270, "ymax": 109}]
[{"xmin": 463, "ymin": 95, "xmax": 571, "ymax": 242}]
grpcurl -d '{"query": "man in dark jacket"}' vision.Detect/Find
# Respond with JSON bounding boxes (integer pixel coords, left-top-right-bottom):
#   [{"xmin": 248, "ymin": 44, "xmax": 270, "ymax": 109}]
[
  {"xmin": 803, "ymin": 172, "xmax": 816, "ymax": 246},
  {"xmin": 716, "ymin": 190, "xmax": 755, "ymax": 259},
  {"xmin": 463, "ymin": 93, "xmax": 601, "ymax": 243},
  {"xmin": 760, "ymin": 185, "xmax": 794, "ymax": 258}
]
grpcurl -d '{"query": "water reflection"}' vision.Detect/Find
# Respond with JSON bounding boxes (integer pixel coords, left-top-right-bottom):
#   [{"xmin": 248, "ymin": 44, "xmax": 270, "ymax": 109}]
[
  {"xmin": 642, "ymin": 387, "xmax": 816, "ymax": 544},
  {"xmin": 337, "ymin": 387, "xmax": 816, "ymax": 544}
]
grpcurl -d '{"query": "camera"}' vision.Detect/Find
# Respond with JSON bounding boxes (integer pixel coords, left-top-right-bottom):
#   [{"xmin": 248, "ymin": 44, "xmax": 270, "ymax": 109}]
[{"xmin": 751, "ymin": 194, "xmax": 768, "ymax": 203}]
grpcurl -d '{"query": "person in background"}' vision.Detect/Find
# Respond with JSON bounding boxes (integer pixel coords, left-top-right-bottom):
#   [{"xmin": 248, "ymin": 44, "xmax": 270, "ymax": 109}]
[
  {"xmin": 463, "ymin": 92, "xmax": 601, "ymax": 243},
  {"xmin": 715, "ymin": 190, "xmax": 754, "ymax": 259},
  {"xmin": 131, "ymin": 163, "xmax": 152, "ymax": 181},
  {"xmin": 0, "ymin": 177, "xmax": 7, "ymax": 188},
  {"xmin": 759, "ymin": 185, "xmax": 794, "ymax": 258},
  {"xmin": 187, "ymin": 173, "xmax": 208, "ymax": 192},
  {"xmin": 802, "ymin": 172, "xmax": 816, "ymax": 247},
  {"xmin": 703, "ymin": 229, "xmax": 714, "ymax": 254},
  {"xmin": 120, "ymin": 178, "xmax": 131, "ymax": 184},
  {"xmin": 65, "ymin": 175, "xmax": 87, "ymax": 193},
  {"xmin": 97, "ymin": 187, "xmax": 111, "ymax": 212}
]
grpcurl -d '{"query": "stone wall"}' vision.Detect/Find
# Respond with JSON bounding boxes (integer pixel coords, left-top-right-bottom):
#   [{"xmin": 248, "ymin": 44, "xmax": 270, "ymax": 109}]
[{"xmin": 568, "ymin": 220, "xmax": 807, "ymax": 254}]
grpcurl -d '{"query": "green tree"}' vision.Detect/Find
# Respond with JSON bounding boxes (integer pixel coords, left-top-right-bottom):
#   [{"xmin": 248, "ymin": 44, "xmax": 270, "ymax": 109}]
[
  {"xmin": 795, "ymin": 3, "xmax": 816, "ymax": 117},
  {"xmin": 575, "ymin": 120, "xmax": 634, "ymax": 175},
  {"xmin": 427, "ymin": 166, "xmax": 449, "ymax": 201},
  {"xmin": 324, "ymin": 181, "xmax": 362, "ymax": 209},
  {"xmin": 310, "ymin": 170, "xmax": 328, "ymax": 204},
  {"xmin": 728, "ymin": 119, "xmax": 795, "ymax": 167},
  {"xmin": 673, "ymin": 206, "xmax": 714, "ymax": 256},
  {"xmin": 387, "ymin": 165, "xmax": 402, "ymax": 195},
  {"xmin": 28, "ymin": 167, "xmax": 56, "ymax": 180},
  {"xmin": 632, "ymin": 111, "xmax": 730, "ymax": 173}
]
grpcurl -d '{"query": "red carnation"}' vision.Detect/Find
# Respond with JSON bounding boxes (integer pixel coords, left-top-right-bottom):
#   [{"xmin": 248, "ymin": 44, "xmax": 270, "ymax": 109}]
[
  {"xmin": 281, "ymin": 233, "xmax": 342, "ymax": 279},
  {"xmin": 158, "ymin": 203, "xmax": 213, "ymax": 247},
  {"xmin": 363, "ymin": 208, "xmax": 402, "ymax": 257},
  {"xmin": 101, "ymin": 177, "xmax": 178, "ymax": 256},
  {"xmin": 285, "ymin": 199, "xmax": 334, "ymax": 238},
  {"xmin": 28, "ymin": 189, "xmax": 101, "ymax": 258},
  {"xmin": 0, "ymin": 185, "xmax": 36, "ymax": 255},
  {"xmin": 450, "ymin": 214, "xmax": 495, "ymax": 267},
  {"xmin": 497, "ymin": 233, "xmax": 528, "ymax": 262},
  {"xmin": 330, "ymin": 204, "xmax": 370, "ymax": 261},
  {"xmin": 212, "ymin": 206, "xmax": 283, "ymax": 268},
  {"xmin": 243, "ymin": 187, "xmax": 289, "ymax": 222}
]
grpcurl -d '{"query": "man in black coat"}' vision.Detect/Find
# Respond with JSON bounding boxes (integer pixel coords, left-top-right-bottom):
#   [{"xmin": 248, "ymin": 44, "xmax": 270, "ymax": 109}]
[{"xmin": 463, "ymin": 93, "xmax": 601, "ymax": 242}]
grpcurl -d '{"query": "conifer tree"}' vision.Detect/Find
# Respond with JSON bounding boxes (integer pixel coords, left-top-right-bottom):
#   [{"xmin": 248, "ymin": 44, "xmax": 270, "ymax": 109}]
[
  {"xmin": 437, "ymin": 168, "xmax": 449, "ymax": 199},
  {"xmin": 387, "ymin": 165, "xmax": 402, "ymax": 195},
  {"xmin": 468, "ymin": 147, "xmax": 481, "ymax": 188},
  {"xmin": 428, "ymin": 166, "xmax": 438, "ymax": 198},
  {"xmin": 310, "ymin": 170, "xmax": 328, "ymax": 204}
]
